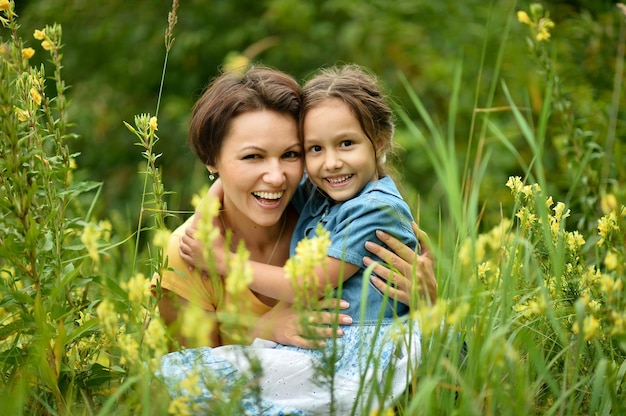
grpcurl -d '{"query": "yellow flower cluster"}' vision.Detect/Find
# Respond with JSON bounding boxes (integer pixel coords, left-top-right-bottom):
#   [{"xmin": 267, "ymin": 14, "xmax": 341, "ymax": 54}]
[
  {"xmin": 149, "ymin": 116, "xmax": 158, "ymax": 133},
  {"xmin": 81, "ymin": 222, "xmax": 102, "ymax": 264},
  {"xmin": 180, "ymin": 301, "xmax": 214, "ymax": 348},
  {"xmin": 192, "ymin": 190, "xmax": 221, "ymax": 266},
  {"xmin": 517, "ymin": 4, "xmax": 555, "ymax": 42},
  {"xmin": 225, "ymin": 241, "xmax": 253, "ymax": 297},
  {"xmin": 33, "ymin": 28, "xmax": 55, "ymax": 52},
  {"xmin": 284, "ymin": 223, "xmax": 331, "ymax": 306},
  {"xmin": 96, "ymin": 299, "xmax": 120, "ymax": 337},
  {"xmin": 0, "ymin": 0, "xmax": 10, "ymax": 11},
  {"xmin": 572, "ymin": 315, "xmax": 600, "ymax": 342},
  {"xmin": 514, "ymin": 296, "xmax": 547, "ymax": 320},
  {"xmin": 168, "ymin": 396, "xmax": 199, "ymax": 415},
  {"xmin": 121, "ymin": 273, "xmax": 151, "ymax": 307}
]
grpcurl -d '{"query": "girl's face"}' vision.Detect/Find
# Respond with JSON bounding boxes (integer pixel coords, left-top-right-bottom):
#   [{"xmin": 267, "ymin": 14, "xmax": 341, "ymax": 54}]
[
  {"xmin": 211, "ymin": 110, "xmax": 303, "ymax": 228},
  {"xmin": 303, "ymin": 98, "xmax": 378, "ymax": 202}
]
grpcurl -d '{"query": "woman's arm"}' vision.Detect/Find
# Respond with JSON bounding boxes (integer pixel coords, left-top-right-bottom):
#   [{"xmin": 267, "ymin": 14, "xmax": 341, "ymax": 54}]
[
  {"xmin": 157, "ymin": 288, "xmax": 221, "ymax": 349},
  {"xmin": 363, "ymin": 222, "xmax": 437, "ymax": 305},
  {"xmin": 251, "ymin": 299, "xmax": 352, "ymax": 349}
]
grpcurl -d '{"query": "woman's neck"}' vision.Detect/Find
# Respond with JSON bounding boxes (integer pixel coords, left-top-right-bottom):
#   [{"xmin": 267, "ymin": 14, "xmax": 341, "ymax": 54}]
[{"xmin": 220, "ymin": 205, "xmax": 294, "ymax": 266}]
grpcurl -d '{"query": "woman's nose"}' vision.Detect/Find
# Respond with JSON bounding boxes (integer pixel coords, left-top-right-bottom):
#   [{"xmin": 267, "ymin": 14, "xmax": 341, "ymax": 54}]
[{"xmin": 263, "ymin": 161, "xmax": 286, "ymax": 185}]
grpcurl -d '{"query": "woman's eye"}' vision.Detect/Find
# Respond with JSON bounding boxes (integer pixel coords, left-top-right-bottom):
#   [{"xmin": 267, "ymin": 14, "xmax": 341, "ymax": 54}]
[
  {"xmin": 242, "ymin": 154, "xmax": 260, "ymax": 160},
  {"xmin": 283, "ymin": 150, "xmax": 301, "ymax": 159}
]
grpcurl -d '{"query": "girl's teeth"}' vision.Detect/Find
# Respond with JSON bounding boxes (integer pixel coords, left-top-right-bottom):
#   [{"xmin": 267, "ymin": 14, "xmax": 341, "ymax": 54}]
[{"xmin": 328, "ymin": 175, "xmax": 352, "ymax": 184}]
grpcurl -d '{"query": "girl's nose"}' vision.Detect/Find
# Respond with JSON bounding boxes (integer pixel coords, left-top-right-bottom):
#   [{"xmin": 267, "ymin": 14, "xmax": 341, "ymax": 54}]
[{"xmin": 324, "ymin": 152, "xmax": 343, "ymax": 171}]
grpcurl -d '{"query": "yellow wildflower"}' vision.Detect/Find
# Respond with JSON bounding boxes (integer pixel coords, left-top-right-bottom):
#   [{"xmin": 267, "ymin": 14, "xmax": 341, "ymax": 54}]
[
  {"xmin": 0, "ymin": 0, "xmax": 10, "ymax": 11},
  {"xmin": 446, "ymin": 301, "xmax": 470, "ymax": 326},
  {"xmin": 412, "ymin": 300, "xmax": 446, "ymax": 337},
  {"xmin": 152, "ymin": 228, "xmax": 172, "ymax": 248},
  {"xmin": 535, "ymin": 18, "xmax": 555, "ymax": 42},
  {"xmin": 610, "ymin": 311, "xmax": 625, "ymax": 335},
  {"xmin": 144, "ymin": 318, "xmax": 168, "ymax": 359},
  {"xmin": 600, "ymin": 193, "xmax": 618, "ymax": 214},
  {"xmin": 604, "ymin": 250, "xmax": 618, "ymax": 271},
  {"xmin": 225, "ymin": 241, "xmax": 253, "ymax": 296},
  {"xmin": 223, "ymin": 53, "xmax": 250, "ymax": 73},
  {"xmin": 14, "ymin": 107, "xmax": 29, "ymax": 122},
  {"xmin": 505, "ymin": 176, "xmax": 523, "ymax": 195},
  {"xmin": 122, "ymin": 273, "xmax": 150, "ymax": 306},
  {"xmin": 168, "ymin": 396, "xmax": 193, "ymax": 416},
  {"xmin": 582, "ymin": 316, "xmax": 600, "ymax": 341},
  {"xmin": 81, "ymin": 222, "xmax": 101, "ymax": 263},
  {"xmin": 30, "ymin": 87, "xmax": 42, "ymax": 106},
  {"xmin": 149, "ymin": 116, "xmax": 158, "ymax": 132},
  {"xmin": 553, "ymin": 202, "xmax": 569, "ymax": 221},
  {"xmin": 118, "ymin": 333, "xmax": 140, "ymax": 365},
  {"xmin": 566, "ymin": 231, "xmax": 585, "ymax": 252},
  {"xmin": 22, "ymin": 48, "xmax": 35, "ymax": 59},
  {"xmin": 588, "ymin": 300, "xmax": 601, "ymax": 313},
  {"xmin": 96, "ymin": 299, "xmax": 119, "ymax": 337},
  {"xmin": 477, "ymin": 262, "xmax": 491, "ymax": 281},
  {"xmin": 536, "ymin": 29, "xmax": 550, "ymax": 41},
  {"xmin": 285, "ymin": 224, "xmax": 331, "ymax": 303},
  {"xmin": 517, "ymin": 10, "xmax": 531, "ymax": 25},
  {"xmin": 41, "ymin": 40, "xmax": 53, "ymax": 51},
  {"xmin": 521, "ymin": 184, "xmax": 534, "ymax": 198},
  {"xmin": 33, "ymin": 29, "xmax": 46, "ymax": 40},
  {"xmin": 98, "ymin": 219, "xmax": 112, "ymax": 241},
  {"xmin": 181, "ymin": 302, "xmax": 214, "ymax": 347},
  {"xmin": 179, "ymin": 369, "xmax": 203, "ymax": 396}
]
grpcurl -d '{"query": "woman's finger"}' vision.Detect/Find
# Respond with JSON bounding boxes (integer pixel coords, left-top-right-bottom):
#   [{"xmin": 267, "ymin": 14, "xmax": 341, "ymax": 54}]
[
  {"xmin": 373, "ymin": 228, "xmax": 417, "ymax": 263},
  {"xmin": 412, "ymin": 222, "xmax": 434, "ymax": 264},
  {"xmin": 370, "ymin": 274, "xmax": 409, "ymax": 306},
  {"xmin": 364, "ymin": 257, "xmax": 409, "ymax": 291},
  {"xmin": 315, "ymin": 298, "xmax": 350, "ymax": 311}
]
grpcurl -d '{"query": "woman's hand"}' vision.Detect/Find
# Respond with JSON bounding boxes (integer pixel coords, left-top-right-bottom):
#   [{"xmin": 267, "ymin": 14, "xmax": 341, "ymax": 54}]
[
  {"xmin": 363, "ymin": 221, "xmax": 436, "ymax": 306},
  {"xmin": 252, "ymin": 299, "xmax": 352, "ymax": 349}
]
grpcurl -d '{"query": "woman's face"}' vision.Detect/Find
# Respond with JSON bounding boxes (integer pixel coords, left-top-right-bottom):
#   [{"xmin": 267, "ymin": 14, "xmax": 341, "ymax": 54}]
[
  {"xmin": 211, "ymin": 110, "xmax": 303, "ymax": 228},
  {"xmin": 303, "ymin": 98, "xmax": 378, "ymax": 203}
]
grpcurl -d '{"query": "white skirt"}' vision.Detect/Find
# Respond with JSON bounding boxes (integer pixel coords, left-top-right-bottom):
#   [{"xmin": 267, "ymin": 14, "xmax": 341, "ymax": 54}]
[{"xmin": 158, "ymin": 320, "xmax": 422, "ymax": 415}]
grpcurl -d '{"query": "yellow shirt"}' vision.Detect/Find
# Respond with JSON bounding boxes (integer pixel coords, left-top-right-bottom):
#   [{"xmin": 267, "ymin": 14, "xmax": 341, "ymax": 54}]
[{"xmin": 152, "ymin": 216, "xmax": 272, "ymax": 346}]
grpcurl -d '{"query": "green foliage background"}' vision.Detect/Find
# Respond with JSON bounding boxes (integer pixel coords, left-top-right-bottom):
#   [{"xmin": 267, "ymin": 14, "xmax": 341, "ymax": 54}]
[
  {"xmin": 2, "ymin": 0, "xmax": 626, "ymax": 414},
  {"xmin": 13, "ymin": 0, "xmax": 623, "ymax": 234}
]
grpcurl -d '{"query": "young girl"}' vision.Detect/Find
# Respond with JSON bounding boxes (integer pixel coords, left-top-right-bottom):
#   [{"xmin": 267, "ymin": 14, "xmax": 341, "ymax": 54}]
[{"xmin": 178, "ymin": 64, "xmax": 421, "ymax": 414}]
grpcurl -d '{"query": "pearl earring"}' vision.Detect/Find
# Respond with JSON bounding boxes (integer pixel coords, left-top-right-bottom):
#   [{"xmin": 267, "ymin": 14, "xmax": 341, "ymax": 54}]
[{"xmin": 208, "ymin": 170, "xmax": 216, "ymax": 181}]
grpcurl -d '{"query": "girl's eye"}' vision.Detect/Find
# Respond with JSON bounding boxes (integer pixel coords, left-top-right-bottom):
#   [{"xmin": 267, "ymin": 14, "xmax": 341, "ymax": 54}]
[
  {"xmin": 339, "ymin": 140, "xmax": 353, "ymax": 148},
  {"xmin": 309, "ymin": 145, "xmax": 322, "ymax": 153}
]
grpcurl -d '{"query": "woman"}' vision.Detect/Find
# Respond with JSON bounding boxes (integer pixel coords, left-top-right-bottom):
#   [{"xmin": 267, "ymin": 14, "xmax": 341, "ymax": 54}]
[{"xmin": 153, "ymin": 66, "xmax": 435, "ymax": 414}]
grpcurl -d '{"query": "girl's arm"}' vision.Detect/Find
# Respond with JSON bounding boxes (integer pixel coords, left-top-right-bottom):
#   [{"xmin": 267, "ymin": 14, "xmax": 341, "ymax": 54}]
[{"xmin": 244, "ymin": 257, "xmax": 359, "ymax": 303}]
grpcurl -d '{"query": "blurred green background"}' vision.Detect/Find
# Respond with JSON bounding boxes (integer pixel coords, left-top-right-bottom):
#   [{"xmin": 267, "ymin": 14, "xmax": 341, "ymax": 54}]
[{"xmin": 14, "ymin": 0, "xmax": 625, "ymax": 235}]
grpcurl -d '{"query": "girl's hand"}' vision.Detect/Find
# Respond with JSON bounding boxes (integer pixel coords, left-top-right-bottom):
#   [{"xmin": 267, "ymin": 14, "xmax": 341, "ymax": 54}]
[
  {"xmin": 363, "ymin": 221, "xmax": 437, "ymax": 306},
  {"xmin": 253, "ymin": 299, "xmax": 352, "ymax": 349},
  {"xmin": 178, "ymin": 213, "xmax": 229, "ymax": 276}
]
